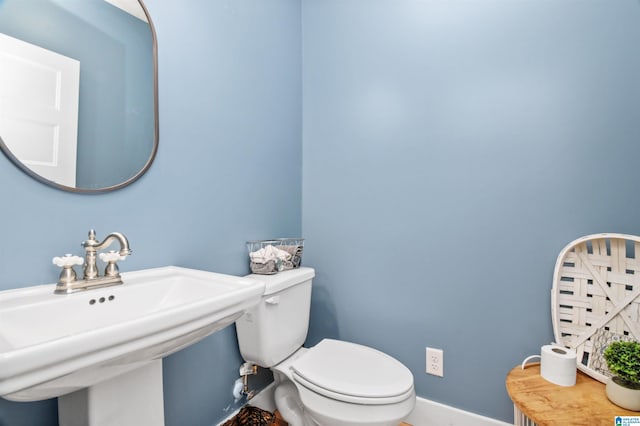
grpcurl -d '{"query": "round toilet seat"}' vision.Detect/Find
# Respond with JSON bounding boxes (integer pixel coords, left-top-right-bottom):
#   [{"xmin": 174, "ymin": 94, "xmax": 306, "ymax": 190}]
[{"xmin": 290, "ymin": 339, "xmax": 414, "ymax": 405}]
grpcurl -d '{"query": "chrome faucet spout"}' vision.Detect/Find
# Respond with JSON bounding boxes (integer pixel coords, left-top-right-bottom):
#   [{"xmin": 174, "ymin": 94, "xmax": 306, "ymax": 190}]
[
  {"xmin": 93, "ymin": 232, "xmax": 132, "ymax": 257},
  {"xmin": 81, "ymin": 229, "xmax": 132, "ymax": 282}
]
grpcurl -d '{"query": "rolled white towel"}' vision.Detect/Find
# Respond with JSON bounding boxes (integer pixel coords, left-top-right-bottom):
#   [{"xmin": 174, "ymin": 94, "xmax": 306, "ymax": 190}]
[{"xmin": 249, "ymin": 245, "xmax": 291, "ymax": 264}]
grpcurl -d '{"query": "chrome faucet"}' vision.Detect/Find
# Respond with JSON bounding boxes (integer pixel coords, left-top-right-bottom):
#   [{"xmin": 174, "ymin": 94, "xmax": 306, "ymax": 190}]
[
  {"xmin": 53, "ymin": 229, "xmax": 132, "ymax": 294},
  {"xmin": 81, "ymin": 229, "xmax": 132, "ymax": 280}
]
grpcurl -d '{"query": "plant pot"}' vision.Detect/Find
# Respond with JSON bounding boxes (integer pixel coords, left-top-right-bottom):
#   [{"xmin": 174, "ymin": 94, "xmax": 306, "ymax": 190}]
[{"xmin": 606, "ymin": 376, "xmax": 640, "ymax": 411}]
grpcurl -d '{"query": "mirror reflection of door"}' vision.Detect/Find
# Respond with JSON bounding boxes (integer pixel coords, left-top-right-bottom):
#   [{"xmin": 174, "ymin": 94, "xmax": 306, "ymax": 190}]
[{"xmin": 0, "ymin": 32, "xmax": 80, "ymax": 187}]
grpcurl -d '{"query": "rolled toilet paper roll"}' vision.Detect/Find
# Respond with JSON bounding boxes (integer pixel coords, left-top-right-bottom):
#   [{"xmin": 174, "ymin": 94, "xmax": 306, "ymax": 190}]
[
  {"xmin": 521, "ymin": 345, "xmax": 577, "ymax": 387},
  {"xmin": 540, "ymin": 345, "xmax": 576, "ymax": 387}
]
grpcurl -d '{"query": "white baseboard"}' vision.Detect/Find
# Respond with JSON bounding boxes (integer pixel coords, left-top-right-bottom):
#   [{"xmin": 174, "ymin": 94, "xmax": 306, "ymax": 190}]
[
  {"xmin": 246, "ymin": 382, "xmax": 278, "ymax": 412},
  {"xmin": 223, "ymin": 383, "xmax": 511, "ymax": 426},
  {"xmin": 216, "ymin": 406, "xmax": 242, "ymax": 426},
  {"xmin": 405, "ymin": 397, "xmax": 511, "ymax": 426}
]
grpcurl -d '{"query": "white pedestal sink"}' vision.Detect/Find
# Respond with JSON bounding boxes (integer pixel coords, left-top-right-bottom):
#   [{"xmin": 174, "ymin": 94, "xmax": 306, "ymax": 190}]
[
  {"xmin": 58, "ymin": 359, "xmax": 165, "ymax": 426},
  {"xmin": 0, "ymin": 266, "xmax": 265, "ymax": 425}
]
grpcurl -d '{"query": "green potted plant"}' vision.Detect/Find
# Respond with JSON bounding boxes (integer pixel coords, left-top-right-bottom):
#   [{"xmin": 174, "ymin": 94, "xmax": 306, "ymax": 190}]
[{"xmin": 604, "ymin": 340, "xmax": 640, "ymax": 411}]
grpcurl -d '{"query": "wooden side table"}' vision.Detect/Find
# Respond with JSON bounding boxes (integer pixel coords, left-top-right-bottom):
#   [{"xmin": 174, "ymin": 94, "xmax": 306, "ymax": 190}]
[{"xmin": 506, "ymin": 363, "xmax": 638, "ymax": 425}]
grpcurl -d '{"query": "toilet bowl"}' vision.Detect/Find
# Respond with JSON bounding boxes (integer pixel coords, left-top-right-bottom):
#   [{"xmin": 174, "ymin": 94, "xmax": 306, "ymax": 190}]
[
  {"xmin": 272, "ymin": 339, "xmax": 415, "ymax": 426},
  {"xmin": 235, "ymin": 268, "xmax": 416, "ymax": 426}
]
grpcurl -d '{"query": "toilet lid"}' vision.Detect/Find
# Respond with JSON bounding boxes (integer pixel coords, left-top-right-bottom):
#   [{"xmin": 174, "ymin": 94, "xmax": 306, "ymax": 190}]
[{"xmin": 291, "ymin": 339, "xmax": 414, "ymax": 404}]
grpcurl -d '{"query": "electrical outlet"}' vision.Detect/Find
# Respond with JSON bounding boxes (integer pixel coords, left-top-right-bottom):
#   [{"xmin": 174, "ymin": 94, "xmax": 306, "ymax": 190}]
[{"xmin": 426, "ymin": 347, "xmax": 444, "ymax": 377}]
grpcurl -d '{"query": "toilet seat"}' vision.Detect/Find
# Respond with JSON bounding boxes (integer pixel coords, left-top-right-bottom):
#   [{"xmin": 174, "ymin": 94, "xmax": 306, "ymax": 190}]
[{"xmin": 290, "ymin": 339, "xmax": 414, "ymax": 405}]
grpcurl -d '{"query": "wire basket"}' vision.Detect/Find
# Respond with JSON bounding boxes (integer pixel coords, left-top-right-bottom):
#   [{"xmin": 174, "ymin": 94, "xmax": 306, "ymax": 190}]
[{"xmin": 247, "ymin": 238, "xmax": 304, "ymax": 275}]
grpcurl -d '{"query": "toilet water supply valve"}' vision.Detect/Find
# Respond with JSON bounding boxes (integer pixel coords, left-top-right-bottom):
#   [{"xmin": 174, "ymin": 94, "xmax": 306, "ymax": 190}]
[{"xmin": 233, "ymin": 362, "xmax": 258, "ymax": 402}]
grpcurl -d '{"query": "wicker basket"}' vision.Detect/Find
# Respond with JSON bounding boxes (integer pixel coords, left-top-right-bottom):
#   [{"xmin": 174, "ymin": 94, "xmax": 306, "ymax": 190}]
[
  {"xmin": 247, "ymin": 238, "xmax": 304, "ymax": 275},
  {"xmin": 221, "ymin": 406, "xmax": 277, "ymax": 426},
  {"xmin": 552, "ymin": 233, "xmax": 640, "ymax": 383}
]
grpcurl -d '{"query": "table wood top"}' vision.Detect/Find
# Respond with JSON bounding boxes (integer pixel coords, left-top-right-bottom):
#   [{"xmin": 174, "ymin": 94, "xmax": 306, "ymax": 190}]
[{"xmin": 506, "ymin": 363, "xmax": 639, "ymax": 425}]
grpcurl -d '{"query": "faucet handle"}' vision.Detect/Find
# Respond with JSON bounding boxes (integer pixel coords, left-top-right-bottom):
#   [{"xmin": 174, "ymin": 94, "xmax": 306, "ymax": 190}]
[
  {"xmin": 99, "ymin": 251, "xmax": 128, "ymax": 263},
  {"xmin": 53, "ymin": 255, "xmax": 83, "ymax": 292},
  {"xmin": 53, "ymin": 254, "xmax": 84, "ymax": 268},
  {"xmin": 99, "ymin": 250, "xmax": 127, "ymax": 278}
]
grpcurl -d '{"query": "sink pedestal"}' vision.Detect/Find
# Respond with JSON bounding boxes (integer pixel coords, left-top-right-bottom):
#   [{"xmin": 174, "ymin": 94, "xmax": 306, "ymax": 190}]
[{"xmin": 58, "ymin": 360, "xmax": 164, "ymax": 426}]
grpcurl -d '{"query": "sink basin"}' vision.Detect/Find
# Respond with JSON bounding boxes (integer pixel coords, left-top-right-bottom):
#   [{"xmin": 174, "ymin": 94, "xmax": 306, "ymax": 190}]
[{"xmin": 0, "ymin": 266, "xmax": 264, "ymax": 402}]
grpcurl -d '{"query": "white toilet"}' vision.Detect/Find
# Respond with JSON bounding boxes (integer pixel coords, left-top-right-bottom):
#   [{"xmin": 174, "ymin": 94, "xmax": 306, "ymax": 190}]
[{"xmin": 235, "ymin": 267, "xmax": 416, "ymax": 426}]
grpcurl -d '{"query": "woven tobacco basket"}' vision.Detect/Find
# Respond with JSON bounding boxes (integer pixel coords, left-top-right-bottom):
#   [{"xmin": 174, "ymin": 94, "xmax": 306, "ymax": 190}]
[
  {"xmin": 222, "ymin": 405, "xmax": 279, "ymax": 426},
  {"xmin": 552, "ymin": 233, "xmax": 640, "ymax": 383}
]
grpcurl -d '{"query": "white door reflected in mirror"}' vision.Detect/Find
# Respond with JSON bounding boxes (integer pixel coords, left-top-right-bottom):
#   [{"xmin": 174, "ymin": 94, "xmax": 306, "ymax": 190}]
[{"xmin": 0, "ymin": 33, "xmax": 79, "ymax": 187}]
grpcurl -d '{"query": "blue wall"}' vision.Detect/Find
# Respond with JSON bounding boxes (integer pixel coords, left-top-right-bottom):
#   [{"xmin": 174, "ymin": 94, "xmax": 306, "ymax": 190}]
[
  {"xmin": 0, "ymin": 0, "xmax": 301, "ymax": 425},
  {"xmin": 2, "ymin": 0, "xmax": 640, "ymax": 425},
  {"xmin": 302, "ymin": 0, "xmax": 640, "ymax": 422}
]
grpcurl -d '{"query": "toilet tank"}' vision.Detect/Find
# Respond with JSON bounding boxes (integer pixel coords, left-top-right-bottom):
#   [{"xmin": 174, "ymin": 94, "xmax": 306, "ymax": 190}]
[{"xmin": 236, "ymin": 267, "xmax": 315, "ymax": 367}]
